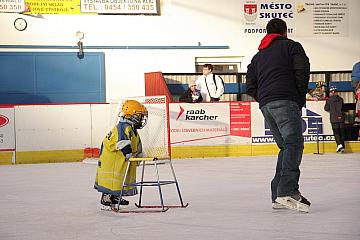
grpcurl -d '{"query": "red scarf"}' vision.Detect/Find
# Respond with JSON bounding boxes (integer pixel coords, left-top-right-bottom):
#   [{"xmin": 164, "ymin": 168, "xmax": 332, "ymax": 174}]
[{"xmin": 258, "ymin": 33, "xmax": 281, "ymax": 50}]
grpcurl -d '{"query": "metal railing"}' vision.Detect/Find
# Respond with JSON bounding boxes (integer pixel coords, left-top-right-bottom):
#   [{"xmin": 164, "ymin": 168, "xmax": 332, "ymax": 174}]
[{"xmin": 163, "ymin": 70, "xmax": 354, "ymax": 103}]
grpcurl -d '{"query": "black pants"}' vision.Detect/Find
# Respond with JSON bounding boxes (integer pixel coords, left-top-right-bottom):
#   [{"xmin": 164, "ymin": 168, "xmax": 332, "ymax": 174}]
[{"xmin": 331, "ymin": 122, "xmax": 345, "ymax": 147}]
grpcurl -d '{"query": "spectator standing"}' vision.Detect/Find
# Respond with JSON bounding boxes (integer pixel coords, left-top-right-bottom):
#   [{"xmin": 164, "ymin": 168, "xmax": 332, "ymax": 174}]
[
  {"xmin": 324, "ymin": 86, "xmax": 346, "ymax": 153},
  {"xmin": 352, "ymin": 61, "xmax": 360, "ymax": 124},
  {"xmin": 246, "ymin": 18, "xmax": 311, "ymax": 212},
  {"xmin": 195, "ymin": 64, "xmax": 224, "ymax": 102},
  {"xmin": 355, "ymin": 83, "xmax": 360, "ymax": 124},
  {"xmin": 351, "ymin": 61, "xmax": 360, "ymax": 89}
]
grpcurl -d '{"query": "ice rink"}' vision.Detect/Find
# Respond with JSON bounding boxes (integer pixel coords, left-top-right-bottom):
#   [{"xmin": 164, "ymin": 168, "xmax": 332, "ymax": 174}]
[{"xmin": 1, "ymin": 153, "xmax": 359, "ymax": 240}]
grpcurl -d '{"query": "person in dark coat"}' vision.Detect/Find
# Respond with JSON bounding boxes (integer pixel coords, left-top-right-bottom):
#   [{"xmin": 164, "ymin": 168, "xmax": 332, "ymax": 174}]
[
  {"xmin": 179, "ymin": 81, "xmax": 203, "ymax": 103},
  {"xmin": 352, "ymin": 62, "xmax": 360, "ymax": 124},
  {"xmin": 324, "ymin": 86, "xmax": 346, "ymax": 153},
  {"xmin": 246, "ymin": 18, "xmax": 311, "ymax": 212}
]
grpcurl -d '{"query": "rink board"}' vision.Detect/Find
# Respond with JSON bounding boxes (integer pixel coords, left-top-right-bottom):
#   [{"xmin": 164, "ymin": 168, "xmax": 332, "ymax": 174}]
[{"xmin": 1, "ymin": 101, "xmax": 359, "ymax": 164}]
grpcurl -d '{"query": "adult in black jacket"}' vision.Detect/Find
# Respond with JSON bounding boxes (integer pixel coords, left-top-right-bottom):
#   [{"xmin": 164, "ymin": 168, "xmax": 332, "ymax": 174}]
[
  {"xmin": 324, "ymin": 86, "xmax": 345, "ymax": 153},
  {"xmin": 246, "ymin": 18, "xmax": 311, "ymax": 212}
]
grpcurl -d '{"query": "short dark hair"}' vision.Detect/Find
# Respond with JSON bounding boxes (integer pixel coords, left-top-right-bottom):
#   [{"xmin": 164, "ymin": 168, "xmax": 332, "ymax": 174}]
[
  {"xmin": 203, "ymin": 64, "xmax": 213, "ymax": 71},
  {"xmin": 266, "ymin": 18, "xmax": 287, "ymax": 35}
]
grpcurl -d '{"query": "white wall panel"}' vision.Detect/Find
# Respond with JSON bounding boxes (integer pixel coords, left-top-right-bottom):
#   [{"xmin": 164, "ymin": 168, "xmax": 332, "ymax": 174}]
[
  {"xmin": 90, "ymin": 104, "xmax": 111, "ymax": 149},
  {"xmin": 15, "ymin": 105, "xmax": 92, "ymax": 151}
]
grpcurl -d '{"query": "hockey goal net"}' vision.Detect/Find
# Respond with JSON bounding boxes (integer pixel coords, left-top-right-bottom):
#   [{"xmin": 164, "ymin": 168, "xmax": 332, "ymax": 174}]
[{"xmin": 109, "ymin": 95, "xmax": 171, "ymax": 159}]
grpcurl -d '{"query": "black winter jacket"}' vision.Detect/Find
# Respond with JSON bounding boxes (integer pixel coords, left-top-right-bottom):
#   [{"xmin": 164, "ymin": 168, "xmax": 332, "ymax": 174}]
[
  {"xmin": 179, "ymin": 89, "xmax": 203, "ymax": 103},
  {"xmin": 246, "ymin": 35, "xmax": 310, "ymax": 109},
  {"xmin": 324, "ymin": 95, "xmax": 345, "ymax": 123}
]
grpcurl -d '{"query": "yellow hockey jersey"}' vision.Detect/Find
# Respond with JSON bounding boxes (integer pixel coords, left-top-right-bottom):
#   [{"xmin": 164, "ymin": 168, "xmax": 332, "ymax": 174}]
[{"xmin": 94, "ymin": 119, "xmax": 142, "ymax": 196}]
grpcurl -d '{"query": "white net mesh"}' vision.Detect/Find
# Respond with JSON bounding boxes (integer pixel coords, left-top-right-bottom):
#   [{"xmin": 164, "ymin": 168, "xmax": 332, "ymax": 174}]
[{"xmin": 110, "ymin": 96, "xmax": 170, "ymax": 159}]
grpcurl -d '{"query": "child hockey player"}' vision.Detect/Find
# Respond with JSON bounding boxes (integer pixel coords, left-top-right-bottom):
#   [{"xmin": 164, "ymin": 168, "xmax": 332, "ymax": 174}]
[{"xmin": 94, "ymin": 99, "xmax": 148, "ymax": 208}]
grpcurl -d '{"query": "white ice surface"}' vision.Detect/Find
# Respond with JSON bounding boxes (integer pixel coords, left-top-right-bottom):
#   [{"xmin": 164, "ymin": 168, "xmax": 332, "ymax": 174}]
[{"xmin": 0, "ymin": 153, "xmax": 359, "ymax": 240}]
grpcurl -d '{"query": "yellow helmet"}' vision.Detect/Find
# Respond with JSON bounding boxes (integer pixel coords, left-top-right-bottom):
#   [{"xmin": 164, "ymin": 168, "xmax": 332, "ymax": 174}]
[
  {"xmin": 121, "ymin": 100, "xmax": 148, "ymax": 129},
  {"xmin": 316, "ymin": 80, "xmax": 325, "ymax": 88}
]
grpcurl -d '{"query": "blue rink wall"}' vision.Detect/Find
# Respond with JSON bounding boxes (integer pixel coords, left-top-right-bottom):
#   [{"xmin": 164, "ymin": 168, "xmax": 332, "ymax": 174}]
[
  {"xmin": 0, "ymin": 52, "xmax": 105, "ymax": 104},
  {"xmin": 0, "ymin": 101, "xmax": 359, "ymax": 165}
]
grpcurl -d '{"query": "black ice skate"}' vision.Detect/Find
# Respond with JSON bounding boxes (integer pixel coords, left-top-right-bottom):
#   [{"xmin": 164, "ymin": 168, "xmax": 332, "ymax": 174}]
[
  {"xmin": 111, "ymin": 195, "xmax": 129, "ymax": 206},
  {"xmin": 101, "ymin": 193, "xmax": 129, "ymax": 207}
]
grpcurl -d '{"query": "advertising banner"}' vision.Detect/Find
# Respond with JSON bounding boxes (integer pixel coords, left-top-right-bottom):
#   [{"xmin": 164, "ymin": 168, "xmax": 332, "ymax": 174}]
[
  {"xmin": 242, "ymin": 0, "xmax": 296, "ymax": 35},
  {"xmin": 251, "ymin": 101, "xmax": 334, "ymax": 144},
  {"xmin": 24, "ymin": 0, "xmax": 82, "ymax": 14},
  {"xmin": 295, "ymin": 0, "xmax": 348, "ymax": 36},
  {"xmin": 170, "ymin": 102, "xmax": 251, "ymax": 146},
  {"xmin": 241, "ymin": 0, "xmax": 348, "ymax": 37},
  {"xmin": 230, "ymin": 101, "xmax": 251, "ymax": 138},
  {"xmin": 21, "ymin": 0, "xmax": 160, "ymax": 15},
  {"xmin": 0, "ymin": 107, "xmax": 15, "ymax": 152},
  {"xmin": 80, "ymin": 0, "xmax": 159, "ymax": 15},
  {"xmin": 0, "ymin": 0, "xmax": 25, "ymax": 13}
]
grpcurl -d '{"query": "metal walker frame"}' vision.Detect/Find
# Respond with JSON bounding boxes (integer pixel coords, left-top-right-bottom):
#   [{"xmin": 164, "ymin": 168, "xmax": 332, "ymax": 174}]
[{"xmin": 114, "ymin": 157, "xmax": 189, "ymax": 213}]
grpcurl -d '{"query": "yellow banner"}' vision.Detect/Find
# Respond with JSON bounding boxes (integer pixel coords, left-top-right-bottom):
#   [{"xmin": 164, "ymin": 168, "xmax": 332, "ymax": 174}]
[{"xmin": 25, "ymin": 0, "xmax": 83, "ymax": 14}]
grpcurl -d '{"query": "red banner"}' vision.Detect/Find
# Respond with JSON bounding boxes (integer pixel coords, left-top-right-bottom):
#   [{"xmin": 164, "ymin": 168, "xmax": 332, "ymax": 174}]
[{"xmin": 230, "ymin": 102, "xmax": 251, "ymax": 137}]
